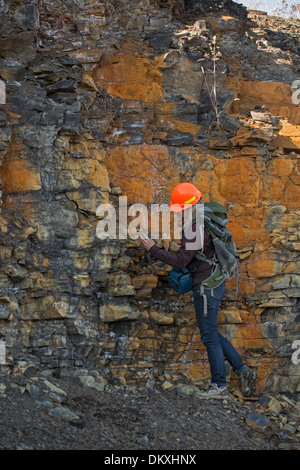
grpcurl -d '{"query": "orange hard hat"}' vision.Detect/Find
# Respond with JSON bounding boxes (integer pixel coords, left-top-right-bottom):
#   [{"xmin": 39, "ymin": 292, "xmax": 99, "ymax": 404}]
[{"xmin": 169, "ymin": 182, "xmax": 201, "ymax": 212}]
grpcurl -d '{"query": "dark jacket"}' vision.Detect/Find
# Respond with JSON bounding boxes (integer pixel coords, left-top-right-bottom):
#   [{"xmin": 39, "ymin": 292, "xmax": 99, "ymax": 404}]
[{"xmin": 149, "ymin": 225, "xmax": 214, "ymax": 286}]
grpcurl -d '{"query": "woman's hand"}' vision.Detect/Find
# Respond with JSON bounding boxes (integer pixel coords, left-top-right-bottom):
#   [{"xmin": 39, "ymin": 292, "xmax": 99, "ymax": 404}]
[{"xmin": 139, "ymin": 236, "xmax": 155, "ymax": 251}]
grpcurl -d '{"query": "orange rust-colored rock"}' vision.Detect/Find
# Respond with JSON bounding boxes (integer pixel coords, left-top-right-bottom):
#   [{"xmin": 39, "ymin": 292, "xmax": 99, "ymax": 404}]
[
  {"xmin": 0, "ymin": 138, "xmax": 41, "ymax": 193},
  {"xmin": 262, "ymin": 157, "xmax": 297, "ymax": 208},
  {"xmin": 227, "ymin": 205, "xmax": 267, "ymax": 246},
  {"xmin": 284, "ymin": 173, "xmax": 300, "ymax": 209},
  {"xmin": 93, "ymin": 53, "xmax": 164, "ymax": 104},
  {"xmin": 246, "ymin": 252, "xmax": 282, "ymax": 278},
  {"xmin": 214, "ymin": 158, "xmax": 260, "ymax": 205},
  {"xmin": 230, "ymin": 79, "xmax": 300, "ymax": 125},
  {"xmin": 272, "ymin": 120, "xmax": 300, "ymax": 151},
  {"xmin": 132, "ymin": 273, "xmax": 158, "ymax": 298},
  {"xmin": 104, "ymin": 144, "xmax": 177, "ymax": 204},
  {"xmin": 237, "ymin": 323, "xmax": 266, "ymax": 350}
]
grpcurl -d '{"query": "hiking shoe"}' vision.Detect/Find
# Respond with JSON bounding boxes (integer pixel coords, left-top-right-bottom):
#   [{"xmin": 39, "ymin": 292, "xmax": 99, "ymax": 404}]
[
  {"xmin": 194, "ymin": 384, "xmax": 228, "ymax": 400},
  {"xmin": 239, "ymin": 365, "xmax": 257, "ymax": 397}
]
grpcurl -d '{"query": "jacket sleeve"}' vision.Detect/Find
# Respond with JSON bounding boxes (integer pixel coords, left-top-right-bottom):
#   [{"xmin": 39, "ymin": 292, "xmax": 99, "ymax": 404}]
[
  {"xmin": 149, "ymin": 243, "xmax": 197, "ymax": 270},
  {"xmin": 149, "ymin": 227, "xmax": 212, "ymax": 270}
]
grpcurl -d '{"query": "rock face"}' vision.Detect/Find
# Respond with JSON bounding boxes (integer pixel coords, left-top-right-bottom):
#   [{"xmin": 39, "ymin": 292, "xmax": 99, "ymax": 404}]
[{"xmin": 0, "ymin": 1, "xmax": 299, "ymax": 394}]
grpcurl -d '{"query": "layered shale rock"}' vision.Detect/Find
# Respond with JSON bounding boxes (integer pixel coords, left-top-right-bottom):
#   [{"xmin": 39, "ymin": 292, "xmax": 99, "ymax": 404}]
[{"xmin": 0, "ymin": 1, "xmax": 299, "ymax": 394}]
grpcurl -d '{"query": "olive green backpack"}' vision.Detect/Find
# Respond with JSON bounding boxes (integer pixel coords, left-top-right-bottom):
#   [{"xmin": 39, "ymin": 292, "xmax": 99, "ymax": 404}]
[{"xmin": 195, "ymin": 201, "xmax": 239, "ymax": 291}]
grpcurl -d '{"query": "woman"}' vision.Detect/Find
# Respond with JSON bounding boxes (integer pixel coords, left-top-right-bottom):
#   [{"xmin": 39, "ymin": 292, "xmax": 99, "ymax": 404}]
[{"xmin": 140, "ymin": 182, "xmax": 257, "ymax": 399}]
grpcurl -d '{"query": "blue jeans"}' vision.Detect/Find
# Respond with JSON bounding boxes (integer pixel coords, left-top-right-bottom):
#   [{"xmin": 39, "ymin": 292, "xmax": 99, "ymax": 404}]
[{"xmin": 193, "ymin": 281, "xmax": 244, "ymax": 387}]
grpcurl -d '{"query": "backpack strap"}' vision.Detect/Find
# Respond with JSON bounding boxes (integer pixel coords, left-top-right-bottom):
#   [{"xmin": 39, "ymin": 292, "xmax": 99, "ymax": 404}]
[
  {"xmin": 190, "ymin": 241, "xmax": 215, "ymax": 275},
  {"xmin": 198, "ymin": 285, "xmax": 217, "ymax": 317},
  {"xmin": 200, "ymin": 284, "xmax": 208, "ymax": 317}
]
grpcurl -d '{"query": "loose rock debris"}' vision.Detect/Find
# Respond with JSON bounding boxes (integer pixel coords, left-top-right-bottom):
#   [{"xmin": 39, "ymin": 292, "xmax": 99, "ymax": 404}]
[{"xmin": 0, "ymin": 373, "xmax": 299, "ymax": 451}]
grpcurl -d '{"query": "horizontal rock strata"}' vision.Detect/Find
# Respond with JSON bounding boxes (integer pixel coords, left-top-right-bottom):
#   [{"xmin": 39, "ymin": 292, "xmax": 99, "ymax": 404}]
[{"xmin": 0, "ymin": 1, "xmax": 299, "ymax": 394}]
